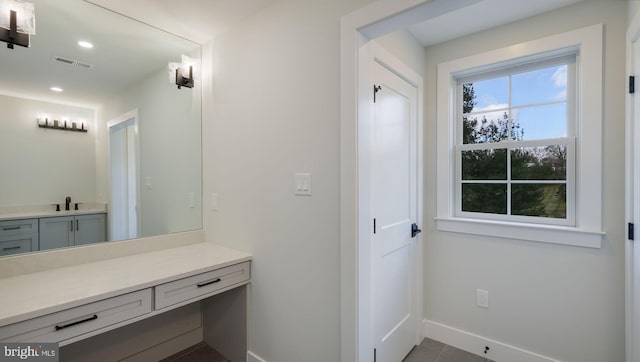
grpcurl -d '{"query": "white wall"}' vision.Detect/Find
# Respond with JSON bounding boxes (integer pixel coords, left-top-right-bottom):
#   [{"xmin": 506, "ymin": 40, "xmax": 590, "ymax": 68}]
[
  {"xmin": 202, "ymin": 0, "xmax": 376, "ymax": 361},
  {"xmin": 422, "ymin": 2, "xmax": 625, "ymax": 361},
  {"xmin": 97, "ymin": 65, "xmax": 202, "ymax": 238},
  {"xmin": 375, "ymin": 30, "xmax": 428, "ymax": 77},
  {"xmin": 0, "ymin": 95, "xmax": 96, "ymax": 208},
  {"xmin": 631, "ymin": 1, "xmax": 640, "ymax": 24}
]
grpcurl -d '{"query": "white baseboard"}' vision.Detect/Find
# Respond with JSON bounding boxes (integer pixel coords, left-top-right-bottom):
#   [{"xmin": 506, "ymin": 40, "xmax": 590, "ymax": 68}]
[
  {"xmin": 423, "ymin": 319, "xmax": 562, "ymax": 362},
  {"xmin": 248, "ymin": 350, "xmax": 269, "ymax": 362}
]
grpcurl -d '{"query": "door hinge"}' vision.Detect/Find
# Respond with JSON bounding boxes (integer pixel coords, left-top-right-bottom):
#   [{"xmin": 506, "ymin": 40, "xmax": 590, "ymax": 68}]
[
  {"xmin": 629, "ymin": 222, "xmax": 635, "ymax": 241},
  {"xmin": 373, "ymin": 218, "xmax": 377, "ymax": 234},
  {"xmin": 374, "ymin": 348, "xmax": 377, "ymax": 362},
  {"xmin": 373, "ymin": 84, "xmax": 382, "ymax": 103},
  {"xmin": 630, "ymin": 76, "xmax": 635, "ymax": 94}
]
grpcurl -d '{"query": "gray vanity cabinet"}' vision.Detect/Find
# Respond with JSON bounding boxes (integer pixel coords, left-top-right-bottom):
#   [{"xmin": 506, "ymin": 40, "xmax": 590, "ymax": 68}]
[
  {"xmin": 74, "ymin": 213, "xmax": 107, "ymax": 246},
  {"xmin": 40, "ymin": 213, "xmax": 106, "ymax": 251},
  {"xmin": 0, "ymin": 219, "xmax": 39, "ymax": 256},
  {"xmin": 39, "ymin": 216, "xmax": 74, "ymax": 251}
]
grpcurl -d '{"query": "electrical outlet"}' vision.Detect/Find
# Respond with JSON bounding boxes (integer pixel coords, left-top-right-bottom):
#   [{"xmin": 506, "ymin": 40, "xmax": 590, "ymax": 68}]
[{"xmin": 476, "ymin": 289, "xmax": 489, "ymax": 308}]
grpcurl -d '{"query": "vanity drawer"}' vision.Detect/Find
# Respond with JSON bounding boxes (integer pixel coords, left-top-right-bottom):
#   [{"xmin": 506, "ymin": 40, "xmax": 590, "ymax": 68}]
[
  {"xmin": 0, "ymin": 219, "xmax": 38, "ymax": 237},
  {"xmin": 0, "ymin": 289, "xmax": 152, "ymax": 343},
  {"xmin": 155, "ymin": 261, "xmax": 250, "ymax": 310},
  {"xmin": 0, "ymin": 236, "xmax": 35, "ymax": 256}
]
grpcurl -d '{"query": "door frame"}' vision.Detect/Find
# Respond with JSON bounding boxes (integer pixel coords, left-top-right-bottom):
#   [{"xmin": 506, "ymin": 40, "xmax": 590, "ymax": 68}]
[
  {"xmin": 340, "ymin": 1, "xmax": 483, "ymax": 360},
  {"xmin": 340, "ymin": 0, "xmax": 481, "ymax": 362},
  {"xmin": 107, "ymin": 109, "xmax": 141, "ymax": 241},
  {"xmin": 627, "ymin": 8, "xmax": 640, "ymax": 362}
]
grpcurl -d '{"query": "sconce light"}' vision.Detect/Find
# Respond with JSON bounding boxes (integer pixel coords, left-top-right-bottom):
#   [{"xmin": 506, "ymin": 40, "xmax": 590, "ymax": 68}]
[
  {"xmin": 0, "ymin": 0, "xmax": 35, "ymax": 49},
  {"xmin": 37, "ymin": 118, "xmax": 87, "ymax": 133},
  {"xmin": 168, "ymin": 55, "xmax": 195, "ymax": 89}
]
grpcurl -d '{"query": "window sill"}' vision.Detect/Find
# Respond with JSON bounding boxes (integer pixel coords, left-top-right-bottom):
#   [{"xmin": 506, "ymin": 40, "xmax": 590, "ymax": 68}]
[{"xmin": 435, "ymin": 217, "xmax": 603, "ymax": 248}]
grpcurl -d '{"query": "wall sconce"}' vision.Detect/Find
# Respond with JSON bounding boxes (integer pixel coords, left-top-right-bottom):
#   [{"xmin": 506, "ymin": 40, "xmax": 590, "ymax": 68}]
[
  {"xmin": 0, "ymin": 0, "xmax": 35, "ymax": 49},
  {"xmin": 168, "ymin": 55, "xmax": 195, "ymax": 89}
]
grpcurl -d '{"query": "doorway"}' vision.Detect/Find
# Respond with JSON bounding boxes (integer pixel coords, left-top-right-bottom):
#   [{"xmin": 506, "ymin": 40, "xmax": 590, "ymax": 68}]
[
  {"xmin": 340, "ymin": 1, "xmax": 478, "ymax": 361},
  {"xmin": 108, "ymin": 110, "xmax": 140, "ymax": 241},
  {"xmin": 627, "ymin": 9, "xmax": 640, "ymax": 362}
]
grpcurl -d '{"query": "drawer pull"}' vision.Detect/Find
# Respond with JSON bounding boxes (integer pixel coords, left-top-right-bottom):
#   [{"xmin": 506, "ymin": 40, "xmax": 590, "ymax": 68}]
[
  {"xmin": 3, "ymin": 246, "xmax": 21, "ymax": 251},
  {"xmin": 2, "ymin": 226, "xmax": 21, "ymax": 231},
  {"xmin": 55, "ymin": 314, "xmax": 98, "ymax": 331},
  {"xmin": 197, "ymin": 278, "xmax": 222, "ymax": 288}
]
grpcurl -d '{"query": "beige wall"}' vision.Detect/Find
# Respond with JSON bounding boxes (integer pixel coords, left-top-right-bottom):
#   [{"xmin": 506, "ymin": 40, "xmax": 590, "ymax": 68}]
[
  {"xmin": 0, "ymin": 95, "xmax": 96, "ymax": 207},
  {"xmin": 375, "ymin": 30, "xmax": 428, "ymax": 77},
  {"xmin": 631, "ymin": 0, "xmax": 640, "ymax": 24},
  {"xmin": 97, "ymin": 65, "xmax": 202, "ymax": 238},
  {"xmin": 202, "ymin": 0, "xmax": 627, "ymax": 361},
  {"xmin": 202, "ymin": 0, "xmax": 376, "ymax": 361},
  {"xmin": 422, "ymin": 2, "xmax": 626, "ymax": 361}
]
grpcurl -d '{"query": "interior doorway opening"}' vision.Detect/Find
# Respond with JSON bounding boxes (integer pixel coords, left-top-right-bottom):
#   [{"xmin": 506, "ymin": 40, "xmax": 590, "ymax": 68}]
[{"xmin": 108, "ymin": 110, "xmax": 140, "ymax": 242}]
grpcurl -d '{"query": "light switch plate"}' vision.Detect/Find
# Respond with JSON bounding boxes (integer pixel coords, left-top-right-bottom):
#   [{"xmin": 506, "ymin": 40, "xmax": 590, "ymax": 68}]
[
  {"xmin": 476, "ymin": 289, "xmax": 489, "ymax": 309},
  {"xmin": 211, "ymin": 193, "xmax": 219, "ymax": 211},
  {"xmin": 295, "ymin": 173, "xmax": 312, "ymax": 196},
  {"xmin": 189, "ymin": 192, "xmax": 195, "ymax": 208}
]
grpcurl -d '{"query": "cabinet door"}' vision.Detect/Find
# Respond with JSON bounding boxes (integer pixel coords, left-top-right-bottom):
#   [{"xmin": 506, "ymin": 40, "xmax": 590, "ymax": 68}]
[
  {"xmin": 39, "ymin": 216, "xmax": 74, "ymax": 251},
  {"xmin": 75, "ymin": 214, "xmax": 106, "ymax": 246}
]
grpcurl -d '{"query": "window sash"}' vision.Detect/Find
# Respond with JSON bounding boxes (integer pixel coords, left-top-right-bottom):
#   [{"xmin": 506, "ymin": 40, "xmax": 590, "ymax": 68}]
[
  {"xmin": 455, "ymin": 137, "xmax": 576, "ymax": 226},
  {"xmin": 455, "ymin": 60, "xmax": 577, "ymax": 145}
]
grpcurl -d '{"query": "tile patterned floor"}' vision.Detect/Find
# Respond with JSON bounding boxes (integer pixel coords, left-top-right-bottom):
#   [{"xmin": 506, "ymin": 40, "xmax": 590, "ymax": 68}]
[
  {"xmin": 159, "ymin": 342, "xmax": 229, "ymax": 362},
  {"xmin": 403, "ymin": 338, "xmax": 495, "ymax": 362},
  {"xmin": 162, "ymin": 338, "xmax": 493, "ymax": 362}
]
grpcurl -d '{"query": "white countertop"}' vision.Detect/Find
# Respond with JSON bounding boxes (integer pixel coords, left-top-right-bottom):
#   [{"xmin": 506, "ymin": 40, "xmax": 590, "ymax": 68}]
[
  {"xmin": 0, "ymin": 242, "xmax": 251, "ymax": 327},
  {"xmin": 0, "ymin": 209, "xmax": 106, "ymax": 222}
]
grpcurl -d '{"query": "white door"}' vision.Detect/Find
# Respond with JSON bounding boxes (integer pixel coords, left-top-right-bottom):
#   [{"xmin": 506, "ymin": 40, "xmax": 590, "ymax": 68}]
[
  {"xmin": 371, "ymin": 60, "xmax": 419, "ymax": 362},
  {"xmin": 109, "ymin": 116, "xmax": 138, "ymax": 241}
]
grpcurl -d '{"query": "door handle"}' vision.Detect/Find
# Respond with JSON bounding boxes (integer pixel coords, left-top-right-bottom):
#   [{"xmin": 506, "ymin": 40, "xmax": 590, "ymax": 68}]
[{"xmin": 411, "ymin": 223, "xmax": 422, "ymax": 238}]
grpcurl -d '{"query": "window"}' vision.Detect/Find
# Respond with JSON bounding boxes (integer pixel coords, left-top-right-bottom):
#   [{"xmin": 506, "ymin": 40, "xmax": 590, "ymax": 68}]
[
  {"xmin": 456, "ymin": 58, "xmax": 575, "ymax": 226},
  {"xmin": 436, "ymin": 25, "xmax": 604, "ymax": 248}
]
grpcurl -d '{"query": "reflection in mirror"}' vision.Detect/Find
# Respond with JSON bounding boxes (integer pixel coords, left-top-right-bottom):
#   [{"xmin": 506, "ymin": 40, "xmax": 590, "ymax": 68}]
[{"xmin": 0, "ymin": 0, "xmax": 202, "ymax": 257}]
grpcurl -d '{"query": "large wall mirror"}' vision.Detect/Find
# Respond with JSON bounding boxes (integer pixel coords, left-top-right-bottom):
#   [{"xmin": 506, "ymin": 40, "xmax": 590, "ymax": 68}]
[{"xmin": 0, "ymin": 0, "xmax": 202, "ymax": 257}]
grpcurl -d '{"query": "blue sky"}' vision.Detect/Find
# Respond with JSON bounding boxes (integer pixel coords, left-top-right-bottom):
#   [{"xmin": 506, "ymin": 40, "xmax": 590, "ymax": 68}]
[{"xmin": 466, "ymin": 65, "xmax": 568, "ymax": 140}]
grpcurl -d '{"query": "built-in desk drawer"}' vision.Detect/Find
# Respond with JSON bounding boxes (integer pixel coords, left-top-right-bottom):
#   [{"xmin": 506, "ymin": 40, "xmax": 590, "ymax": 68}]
[
  {"xmin": 155, "ymin": 261, "xmax": 250, "ymax": 310},
  {"xmin": 0, "ymin": 289, "xmax": 152, "ymax": 343}
]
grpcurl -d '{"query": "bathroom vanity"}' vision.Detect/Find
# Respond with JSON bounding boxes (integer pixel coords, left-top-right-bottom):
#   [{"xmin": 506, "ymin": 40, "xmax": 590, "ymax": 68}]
[
  {"xmin": 0, "ymin": 210, "xmax": 107, "ymax": 256},
  {"xmin": 0, "ymin": 231, "xmax": 251, "ymax": 361}
]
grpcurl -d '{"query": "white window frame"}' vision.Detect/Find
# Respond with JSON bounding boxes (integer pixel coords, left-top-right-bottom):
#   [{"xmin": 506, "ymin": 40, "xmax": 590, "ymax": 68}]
[
  {"xmin": 436, "ymin": 24, "xmax": 604, "ymax": 248},
  {"xmin": 455, "ymin": 56, "xmax": 576, "ymax": 227}
]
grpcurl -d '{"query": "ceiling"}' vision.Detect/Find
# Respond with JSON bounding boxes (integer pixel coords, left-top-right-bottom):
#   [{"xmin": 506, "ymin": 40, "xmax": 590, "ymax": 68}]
[
  {"xmin": 0, "ymin": 0, "xmax": 585, "ymax": 108},
  {"xmin": 0, "ymin": 0, "xmax": 199, "ymax": 108},
  {"xmin": 88, "ymin": 0, "xmax": 585, "ymax": 48},
  {"xmin": 407, "ymin": 0, "xmax": 584, "ymax": 46},
  {"xmin": 86, "ymin": 0, "xmax": 275, "ymax": 44}
]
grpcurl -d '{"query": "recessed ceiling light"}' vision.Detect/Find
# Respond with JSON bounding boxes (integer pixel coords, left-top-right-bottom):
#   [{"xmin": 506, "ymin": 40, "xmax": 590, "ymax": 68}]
[
  {"xmin": 50, "ymin": 87, "xmax": 63, "ymax": 92},
  {"xmin": 78, "ymin": 41, "xmax": 94, "ymax": 49}
]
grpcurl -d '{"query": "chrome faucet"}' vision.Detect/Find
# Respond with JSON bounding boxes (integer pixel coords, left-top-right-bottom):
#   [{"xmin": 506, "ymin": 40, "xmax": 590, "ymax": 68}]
[{"xmin": 65, "ymin": 196, "xmax": 71, "ymax": 211}]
